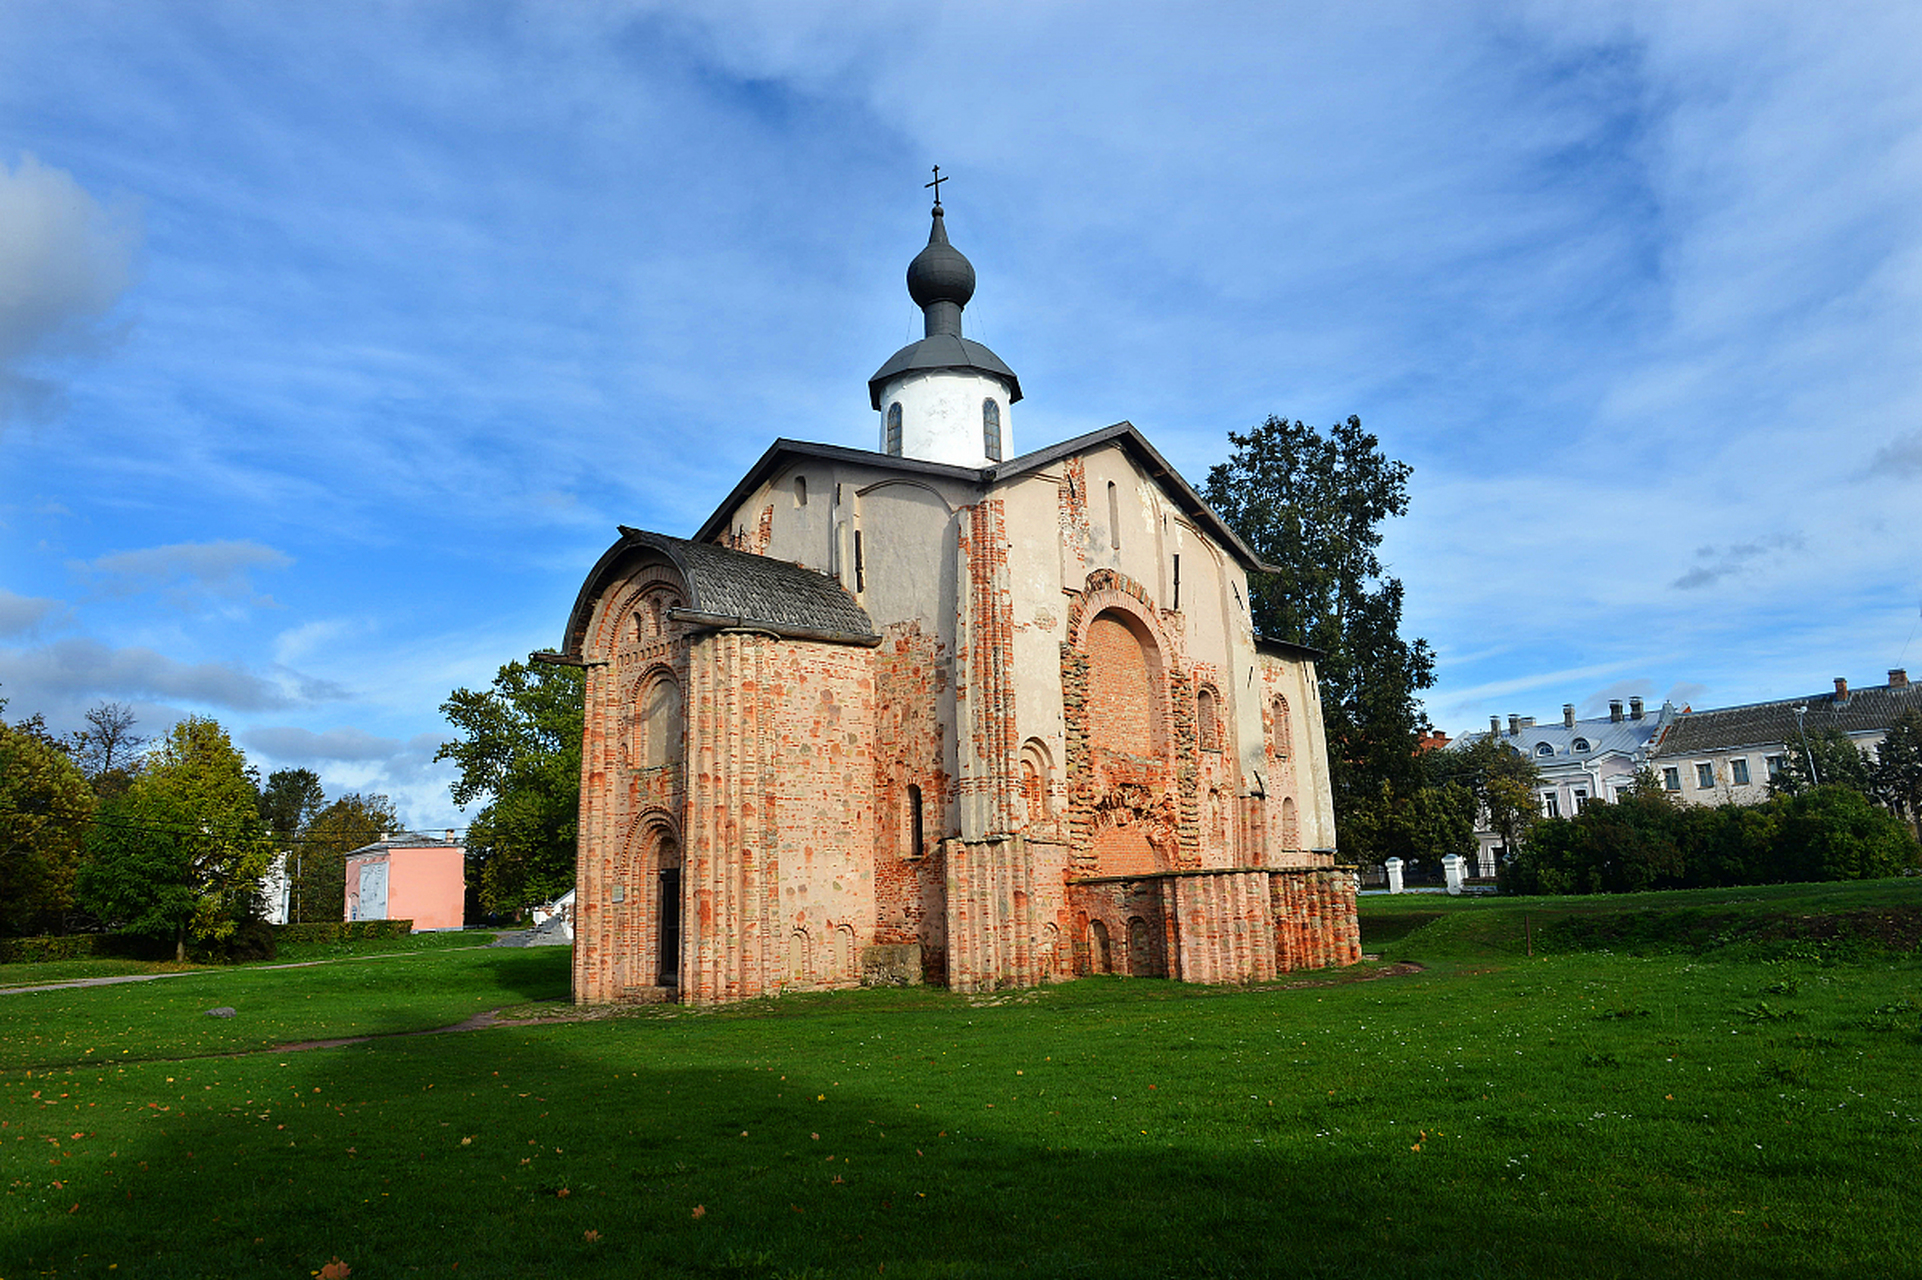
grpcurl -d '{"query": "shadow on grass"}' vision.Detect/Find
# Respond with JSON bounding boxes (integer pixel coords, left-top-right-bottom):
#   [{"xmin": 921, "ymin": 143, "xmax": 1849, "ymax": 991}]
[{"xmin": 5, "ymin": 1006, "xmax": 1881, "ymax": 1280}]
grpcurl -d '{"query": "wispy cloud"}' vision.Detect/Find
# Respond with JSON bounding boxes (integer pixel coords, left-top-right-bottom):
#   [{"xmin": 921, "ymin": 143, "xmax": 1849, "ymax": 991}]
[
  {"xmin": 0, "ymin": 637, "xmax": 340, "ymax": 712},
  {"xmin": 73, "ymin": 539, "xmax": 292, "ymax": 609},
  {"xmin": 1671, "ymin": 533, "xmax": 1805, "ymax": 591},
  {"xmin": 1867, "ymin": 430, "xmax": 1922, "ymax": 479}
]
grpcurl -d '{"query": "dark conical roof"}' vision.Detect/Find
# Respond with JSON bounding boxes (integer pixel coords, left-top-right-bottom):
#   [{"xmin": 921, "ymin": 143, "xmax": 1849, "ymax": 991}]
[{"xmin": 868, "ymin": 201, "xmax": 1020, "ymax": 409}]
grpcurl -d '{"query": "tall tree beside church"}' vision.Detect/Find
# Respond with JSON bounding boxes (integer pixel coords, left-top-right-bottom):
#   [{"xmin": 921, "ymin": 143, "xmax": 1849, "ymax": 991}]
[
  {"xmin": 1204, "ymin": 416, "xmax": 1437, "ymax": 849},
  {"xmin": 77, "ymin": 717, "xmax": 275, "ymax": 961},
  {"xmin": 437, "ymin": 660, "xmax": 584, "ymax": 918}
]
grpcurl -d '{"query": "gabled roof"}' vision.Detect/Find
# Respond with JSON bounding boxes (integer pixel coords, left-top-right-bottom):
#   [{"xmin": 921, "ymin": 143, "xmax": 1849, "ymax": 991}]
[
  {"xmin": 561, "ymin": 528, "xmax": 877, "ymax": 659},
  {"xmin": 1649, "ymin": 680, "xmax": 1922, "ymax": 758},
  {"xmin": 693, "ymin": 439, "xmax": 983, "ymax": 545},
  {"xmin": 692, "ymin": 423, "xmax": 1277, "ymax": 575}
]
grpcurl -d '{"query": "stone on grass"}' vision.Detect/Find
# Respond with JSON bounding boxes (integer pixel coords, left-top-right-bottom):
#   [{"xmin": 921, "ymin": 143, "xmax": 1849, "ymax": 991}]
[{"xmin": 205, "ymin": 1006, "xmax": 237, "ymax": 1018}]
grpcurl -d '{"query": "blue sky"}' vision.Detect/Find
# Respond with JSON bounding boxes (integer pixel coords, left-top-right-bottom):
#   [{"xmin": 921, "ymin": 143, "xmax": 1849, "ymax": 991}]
[{"xmin": 4, "ymin": 2, "xmax": 1920, "ymax": 829}]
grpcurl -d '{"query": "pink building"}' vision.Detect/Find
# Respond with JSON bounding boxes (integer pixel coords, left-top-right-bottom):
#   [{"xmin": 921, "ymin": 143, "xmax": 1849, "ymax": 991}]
[{"xmin": 343, "ymin": 831, "xmax": 466, "ymax": 932}]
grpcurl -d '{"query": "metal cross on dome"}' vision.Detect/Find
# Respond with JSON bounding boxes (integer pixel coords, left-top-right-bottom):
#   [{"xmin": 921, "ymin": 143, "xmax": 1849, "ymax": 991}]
[{"xmin": 925, "ymin": 165, "xmax": 947, "ymax": 209}]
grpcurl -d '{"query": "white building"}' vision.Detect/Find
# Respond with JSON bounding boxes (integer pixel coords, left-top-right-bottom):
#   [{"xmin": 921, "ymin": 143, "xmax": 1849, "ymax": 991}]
[
  {"xmin": 1648, "ymin": 670, "xmax": 1919, "ymax": 804},
  {"xmin": 1451, "ymin": 697, "xmax": 1673, "ymax": 876}
]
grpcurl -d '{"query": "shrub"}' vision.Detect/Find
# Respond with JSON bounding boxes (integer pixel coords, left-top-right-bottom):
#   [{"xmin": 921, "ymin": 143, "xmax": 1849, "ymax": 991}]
[
  {"xmin": 1503, "ymin": 785, "xmax": 1918, "ymax": 895},
  {"xmin": 274, "ymin": 920, "xmax": 415, "ymax": 945}
]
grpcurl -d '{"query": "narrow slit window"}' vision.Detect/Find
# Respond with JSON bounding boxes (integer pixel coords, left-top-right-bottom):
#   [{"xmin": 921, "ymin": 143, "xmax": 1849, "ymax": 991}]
[
  {"xmin": 982, "ymin": 398, "xmax": 1002, "ymax": 462},
  {"xmin": 794, "ymin": 474, "xmax": 807, "ymax": 507},
  {"xmin": 1107, "ymin": 481, "xmax": 1120, "ymax": 549},
  {"xmin": 854, "ymin": 529, "xmax": 865, "ymax": 593},
  {"xmin": 886, "ymin": 402, "xmax": 903, "ymax": 456},
  {"xmin": 907, "ymin": 784, "xmax": 925, "ymax": 859}
]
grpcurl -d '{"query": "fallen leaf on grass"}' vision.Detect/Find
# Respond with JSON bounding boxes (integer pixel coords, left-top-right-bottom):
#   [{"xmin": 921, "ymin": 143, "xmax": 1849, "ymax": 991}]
[
  {"xmin": 317, "ymin": 1259, "xmax": 351, "ymax": 1279},
  {"xmin": 556, "ymin": 1187, "xmax": 571, "ymax": 1198},
  {"xmin": 691, "ymin": 1204, "xmax": 706, "ymax": 1219},
  {"xmin": 584, "ymin": 1230, "xmax": 600, "ymax": 1242}
]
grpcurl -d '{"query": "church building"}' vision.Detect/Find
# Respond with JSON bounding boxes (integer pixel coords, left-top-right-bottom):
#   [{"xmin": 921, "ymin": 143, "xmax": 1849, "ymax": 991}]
[{"xmin": 551, "ymin": 192, "xmax": 1360, "ymax": 1004}]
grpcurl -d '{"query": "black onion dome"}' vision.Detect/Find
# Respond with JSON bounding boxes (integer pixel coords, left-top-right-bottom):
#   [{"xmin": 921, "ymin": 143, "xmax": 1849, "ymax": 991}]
[
  {"xmin": 906, "ymin": 208, "xmax": 976, "ymax": 311},
  {"xmin": 867, "ymin": 202, "xmax": 1020, "ymax": 411}
]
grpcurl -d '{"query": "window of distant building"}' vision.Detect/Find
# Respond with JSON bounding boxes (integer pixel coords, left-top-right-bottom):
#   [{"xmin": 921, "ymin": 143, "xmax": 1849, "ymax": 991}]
[
  {"xmin": 1535, "ymin": 742, "xmax": 1554, "ymax": 757},
  {"xmin": 1731, "ymin": 758, "xmax": 1750, "ymax": 786},
  {"xmin": 1571, "ymin": 737, "xmax": 1591, "ymax": 753},
  {"xmin": 1663, "ymin": 767, "xmax": 1681, "ymax": 792},
  {"xmin": 1542, "ymin": 792, "xmax": 1559, "ymax": 819},
  {"xmin": 1766, "ymin": 754, "xmax": 1785, "ymax": 780},
  {"xmin": 1696, "ymin": 762, "xmax": 1715, "ymax": 789},
  {"xmin": 886, "ymin": 402, "xmax": 903, "ymax": 456},
  {"xmin": 983, "ymin": 398, "xmax": 1002, "ymax": 462}
]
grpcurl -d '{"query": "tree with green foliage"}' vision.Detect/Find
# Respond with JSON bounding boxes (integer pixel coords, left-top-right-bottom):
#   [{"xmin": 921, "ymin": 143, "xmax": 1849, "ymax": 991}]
[
  {"xmin": 1772, "ymin": 726, "xmax": 1872, "ymax": 797},
  {"xmin": 0, "ymin": 717, "xmax": 96, "ymax": 935},
  {"xmin": 258, "ymin": 767, "xmax": 325, "ymax": 846},
  {"xmin": 292, "ymin": 793, "xmax": 399, "ymax": 923},
  {"xmin": 437, "ymin": 659, "xmax": 584, "ymax": 919},
  {"xmin": 77, "ymin": 717, "xmax": 276, "ymax": 961},
  {"xmin": 1774, "ymin": 785, "xmax": 1916, "ymax": 882},
  {"xmin": 1203, "ymin": 416, "xmax": 1436, "ymax": 854},
  {"xmin": 1439, "ymin": 733, "xmax": 1542, "ymax": 875},
  {"xmin": 1871, "ymin": 709, "xmax": 1922, "ymax": 839}
]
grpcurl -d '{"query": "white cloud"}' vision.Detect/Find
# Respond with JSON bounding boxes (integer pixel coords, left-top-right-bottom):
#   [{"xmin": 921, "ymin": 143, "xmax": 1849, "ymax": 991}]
[
  {"xmin": 0, "ymin": 153, "xmax": 141, "ymax": 428},
  {"xmin": 75, "ymin": 539, "xmax": 292, "ymax": 608}
]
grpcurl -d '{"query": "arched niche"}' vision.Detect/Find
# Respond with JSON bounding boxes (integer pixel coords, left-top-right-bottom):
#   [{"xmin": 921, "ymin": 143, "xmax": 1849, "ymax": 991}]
[
  {"xmin": 629, "ymin": 668, "xmax": 685, "ymax": 771},
  {"xmin": 1085, "ymin": 609, "xmax": 1166, "ymax": 760},
  {"xmin": 1019, "ymin": 738, "xmax": 1055, "ymax": 825},
  {"xmin": 1269, "ymin": 694, "xmax": 1293, "ymax": 762}
]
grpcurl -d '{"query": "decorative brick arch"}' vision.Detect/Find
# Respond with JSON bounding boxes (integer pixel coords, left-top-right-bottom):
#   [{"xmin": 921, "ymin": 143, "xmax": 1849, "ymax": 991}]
[
  {"xmin": 585, "ymin": 559, "xmax": 687, "ymax": 663},
  {"xmin": 1062, "ymin": 568, "xmax": 1190, "ymax": 878}
]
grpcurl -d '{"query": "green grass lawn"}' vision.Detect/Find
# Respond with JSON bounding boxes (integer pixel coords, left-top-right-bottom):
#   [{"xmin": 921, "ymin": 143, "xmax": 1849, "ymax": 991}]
[{"xmin": 4, "ymin": 889, "xmax": 1920, "ymax": 1279}]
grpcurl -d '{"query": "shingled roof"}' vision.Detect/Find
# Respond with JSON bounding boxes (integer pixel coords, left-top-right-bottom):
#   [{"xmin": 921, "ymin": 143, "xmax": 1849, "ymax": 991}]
[
  {"xmin": 1650, "ymin": 679, "xmax": 1922, "ymax": 758},
  {"xmin": 561, "ymin": 527, "xmax": 877, "ymax": 658}
]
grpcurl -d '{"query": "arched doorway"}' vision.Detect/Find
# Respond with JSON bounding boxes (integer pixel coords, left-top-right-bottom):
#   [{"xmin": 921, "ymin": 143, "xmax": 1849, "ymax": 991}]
[{"xmin": 656, "ymin": 832, "xmax": 681, "ymax": 989}]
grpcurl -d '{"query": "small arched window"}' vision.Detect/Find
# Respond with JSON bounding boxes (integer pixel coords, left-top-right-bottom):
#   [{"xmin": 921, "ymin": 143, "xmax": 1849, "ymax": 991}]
[
  {"xmin": 1571, "ymin": 737, "xmax": 1590, "ymax": 753},
  {"xmin": 1535, "ymin": 742, "xmax": 1555, "ymax": 757},
  {"xmin": 793, "ymin": 474, "xmax": 807, "ymax": 507},
  {"xmin": 1107, "ymin": 481, "xmax": 1120, "ymax": 549},
  {"xmin": 885, "ymin": 403, "xmax": 903, "ymax": 456},
  {"xmin": 982, "ymin": 398, "xmax": 1002, "ymax": 462}
]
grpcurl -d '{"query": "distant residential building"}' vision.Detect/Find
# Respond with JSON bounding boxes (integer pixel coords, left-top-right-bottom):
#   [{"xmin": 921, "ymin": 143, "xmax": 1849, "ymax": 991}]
[
  {"xmin": 344, "ymin": 830, "xmax": 467, "ymax": 932},
  {"xmin": 1450, "ymin": 697, "xmax": 1673, "ymax": 877},
  {"xmin": 1648, "ymin": 670, "xmax": 1919, "ymax": 805}
]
